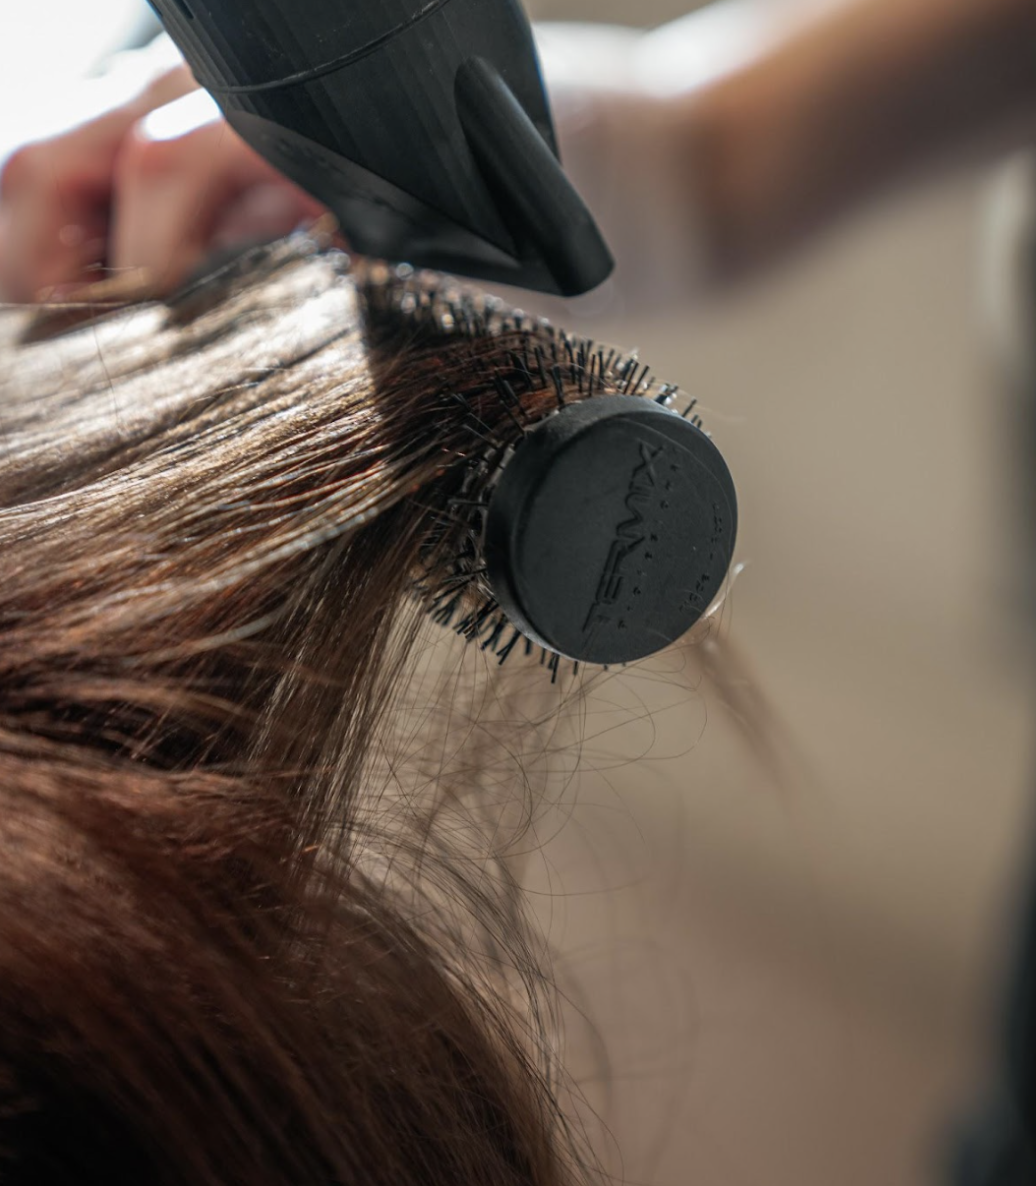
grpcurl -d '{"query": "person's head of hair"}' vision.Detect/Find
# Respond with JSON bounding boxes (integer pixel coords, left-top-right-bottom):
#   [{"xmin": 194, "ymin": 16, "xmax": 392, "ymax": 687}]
[{"xmin": 0, "ymin": 236, "xmax": 692, "ymax": 1185}]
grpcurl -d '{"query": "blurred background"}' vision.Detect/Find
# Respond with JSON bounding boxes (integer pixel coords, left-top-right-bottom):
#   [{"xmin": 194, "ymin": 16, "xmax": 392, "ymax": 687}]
[{"xmin": 1, "ymin": 1, "xmax": 1033, "ymax": 1183}]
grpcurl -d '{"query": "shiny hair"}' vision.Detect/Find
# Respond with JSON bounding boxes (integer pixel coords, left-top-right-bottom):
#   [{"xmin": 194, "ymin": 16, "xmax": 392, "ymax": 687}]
[{"xmin": 0, "ymin": 235, "xmax": 695, "ymax": 1184}]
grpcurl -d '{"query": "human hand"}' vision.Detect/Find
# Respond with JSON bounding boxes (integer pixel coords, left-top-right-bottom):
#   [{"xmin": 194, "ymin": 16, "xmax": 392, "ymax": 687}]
[
  {"xmin": 0, "ymin": 39, "xmax": 327, "ymax": 303},
  {"xmin": 536, "ymin": 22, "xmax": 711, "ymax": 314}
]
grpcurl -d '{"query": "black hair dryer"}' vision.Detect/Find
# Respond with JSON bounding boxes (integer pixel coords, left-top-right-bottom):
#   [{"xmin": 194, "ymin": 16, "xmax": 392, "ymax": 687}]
[{"xmin": 147, "ymin": 0, "xmax": 614, "ymax": 297}]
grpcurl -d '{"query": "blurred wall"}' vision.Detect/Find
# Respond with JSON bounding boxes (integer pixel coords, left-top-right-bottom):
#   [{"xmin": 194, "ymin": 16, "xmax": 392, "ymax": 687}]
[{"xmin": 512, "ymin": 3, "xmax": 1035, "ymax": 1185}]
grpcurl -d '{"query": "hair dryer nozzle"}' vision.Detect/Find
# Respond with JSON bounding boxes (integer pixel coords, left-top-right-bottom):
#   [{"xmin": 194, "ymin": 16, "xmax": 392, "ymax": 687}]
[{"xmin": 148, "ymin": 0, "xmax": 614, "ymax": 297}]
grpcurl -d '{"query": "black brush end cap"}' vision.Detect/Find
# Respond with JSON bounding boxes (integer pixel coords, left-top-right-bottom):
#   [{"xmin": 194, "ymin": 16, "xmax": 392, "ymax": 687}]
[{"xmin": 485, "ymin": 395, "xmax": 738, "ymax": 665}]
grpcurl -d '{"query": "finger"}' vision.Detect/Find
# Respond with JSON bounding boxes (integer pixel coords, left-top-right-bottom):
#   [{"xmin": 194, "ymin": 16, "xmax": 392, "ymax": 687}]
[
  {"xmin": 0, "ymin": 114, "xmax": 125, "ymax": 302},
  {"xmin": 111, "ymin": 93, "xmax": 326, "ymax": 293},
  {"xmin": 0, "ymin": 66, "xmax": 198, "ymax": 303}
]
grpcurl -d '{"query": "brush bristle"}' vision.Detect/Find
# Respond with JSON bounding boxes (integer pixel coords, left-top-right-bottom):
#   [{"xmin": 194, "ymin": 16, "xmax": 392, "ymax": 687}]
[{"xmin": 355, "ymin": 260, "xmax": 709, "ymax": 675}]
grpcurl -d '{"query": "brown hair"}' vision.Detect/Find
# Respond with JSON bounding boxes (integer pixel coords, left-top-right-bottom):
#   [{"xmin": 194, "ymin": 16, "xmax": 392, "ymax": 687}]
[{"xmin": 0, "ymin": 235, "xmax": 696, "ymax": 1185}]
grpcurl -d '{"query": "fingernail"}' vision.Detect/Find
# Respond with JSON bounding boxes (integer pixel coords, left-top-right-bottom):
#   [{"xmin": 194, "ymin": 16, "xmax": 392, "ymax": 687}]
[
  {"xmin": 209, "ymin": 183, "xmax": 307, "ymax": 247},
  {"xmin": 57, "ymin": 224, "xmax": 87, "ymax": 249}
]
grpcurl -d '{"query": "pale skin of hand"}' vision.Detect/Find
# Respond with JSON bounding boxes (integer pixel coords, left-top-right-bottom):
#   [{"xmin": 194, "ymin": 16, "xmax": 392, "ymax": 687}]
[
  {"xmin": 1, "ymin": 0, "xmax": 1034, "ymax": 305},
  {"xmin": 0, "ymin": 57, "xmax": 324, "ymax": 302},
  {"xmin": 681, "ymin": 0, "xmax": 1036, "ymax": 278}
]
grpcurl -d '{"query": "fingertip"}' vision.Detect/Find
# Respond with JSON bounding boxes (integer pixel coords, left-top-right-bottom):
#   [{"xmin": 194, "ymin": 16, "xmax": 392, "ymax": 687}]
[{"xmin": 208, "ymin": 183, "xmax": 317, "ymax": 249}]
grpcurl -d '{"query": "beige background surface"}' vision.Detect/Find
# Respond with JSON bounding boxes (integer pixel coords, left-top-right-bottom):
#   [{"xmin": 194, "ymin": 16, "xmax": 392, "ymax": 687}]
[
  {"xmin": 529, "ymin": 0, "xmax": 712, "ymax": 25},
  {"xmin": 517, "ymin": 3, "xmax": 1035, "ymax": 1185}
]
